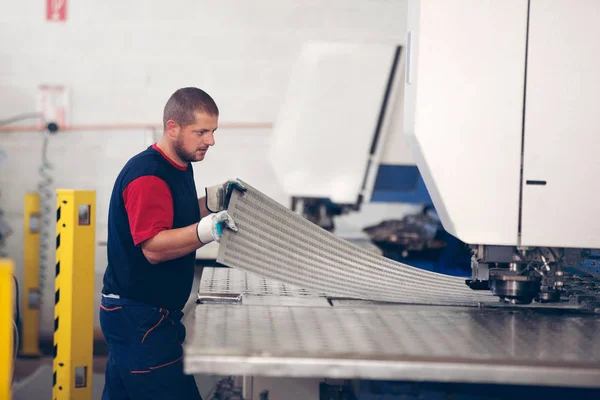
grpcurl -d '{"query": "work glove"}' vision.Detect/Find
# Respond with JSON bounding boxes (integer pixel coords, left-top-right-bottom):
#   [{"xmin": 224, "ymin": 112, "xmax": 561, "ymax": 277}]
[
  {"xmin": 205, "ymin": 179, "xmax": 247, "ymax": 213},
  {"xmin": 196, "ymin": 211, "xmax": 239, "ymax": 244}
]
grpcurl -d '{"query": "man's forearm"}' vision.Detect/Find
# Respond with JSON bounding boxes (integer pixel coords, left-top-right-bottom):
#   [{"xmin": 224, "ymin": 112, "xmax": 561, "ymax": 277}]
[{"xmin": 141, "ymin": 224, "xmax": 202, "ymax": 264}]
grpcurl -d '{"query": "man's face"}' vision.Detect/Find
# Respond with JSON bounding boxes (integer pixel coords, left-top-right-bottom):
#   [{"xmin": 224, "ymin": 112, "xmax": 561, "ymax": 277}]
[{"xmin": 172, "ymin": 111, "xmax": 218, "ymax": 163}]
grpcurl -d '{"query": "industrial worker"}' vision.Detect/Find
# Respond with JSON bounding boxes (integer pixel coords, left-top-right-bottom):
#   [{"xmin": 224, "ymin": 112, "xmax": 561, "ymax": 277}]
[{"xmin": 99, "ymin": 87, "xmax": 245, "ymax": 399}]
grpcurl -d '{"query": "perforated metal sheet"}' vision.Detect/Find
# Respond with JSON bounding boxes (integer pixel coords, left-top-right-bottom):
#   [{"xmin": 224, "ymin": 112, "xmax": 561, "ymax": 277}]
[
  {"xmin": 184, "ymin": 304, "xmax": 600, "ymax": 387},
  {"xmin": 217, "ymin": 182, "xmax": 495, "ymax": 306},
  {"xmin": 198, "ymin": 267, "xmax": 325, "ymax": 298},
  {"xmin": 197, "ymin": 268, "xmax": 584, "ymax": 310},
  {"xmin": 198, "ymin": 267, "xmax": 330, "ymax": 306}
]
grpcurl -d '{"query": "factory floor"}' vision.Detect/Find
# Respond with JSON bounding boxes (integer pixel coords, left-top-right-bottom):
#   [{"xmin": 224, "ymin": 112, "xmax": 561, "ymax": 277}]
[
  {"xmin": 13, "ymin": 356, "xmax": 107, "ymax": 399},
  {"xmin": 13, "ymin": 356, "xmax": 224, "ymax": 399},
  {"xmin": 14, "ymin": 355, "xmax": 108, "ymax": 378}
]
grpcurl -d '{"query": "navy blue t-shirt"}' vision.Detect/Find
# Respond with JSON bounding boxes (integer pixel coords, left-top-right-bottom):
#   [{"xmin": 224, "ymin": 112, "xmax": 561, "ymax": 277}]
[{"xmin": 102, "ymin": 145, "xmax": 200, "ymax": 310}]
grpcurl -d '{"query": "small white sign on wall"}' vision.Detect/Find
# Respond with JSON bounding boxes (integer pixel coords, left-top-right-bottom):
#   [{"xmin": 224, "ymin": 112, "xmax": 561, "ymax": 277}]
[{"xmin": 37, "ymin": 85, "xmax": 70, "ymax": 127}]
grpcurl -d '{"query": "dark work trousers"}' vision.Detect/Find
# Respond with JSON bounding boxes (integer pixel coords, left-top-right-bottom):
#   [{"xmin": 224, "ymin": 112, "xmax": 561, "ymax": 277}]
[{"xmin": 99, "ymin": 296, "xmax": 202, "ymax": 400}]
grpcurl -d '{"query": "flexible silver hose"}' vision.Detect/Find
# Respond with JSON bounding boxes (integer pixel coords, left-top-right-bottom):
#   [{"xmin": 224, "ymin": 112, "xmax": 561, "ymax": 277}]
[{"xmin": 37, "ymin": 129, "xmax": 54, "ymax": 297}]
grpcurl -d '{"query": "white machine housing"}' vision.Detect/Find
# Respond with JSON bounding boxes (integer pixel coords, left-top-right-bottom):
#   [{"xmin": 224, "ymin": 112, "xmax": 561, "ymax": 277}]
[
  {"xmin": 405, "ymin": 0, "xmax": 600, "ymax": 249},
  {"xmin": 269, "ymin": 41, "xmax": 413, "ymax": 205}
]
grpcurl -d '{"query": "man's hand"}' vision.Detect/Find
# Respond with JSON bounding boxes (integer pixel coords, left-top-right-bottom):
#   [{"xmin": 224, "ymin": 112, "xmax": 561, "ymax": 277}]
[
  {"xmin": 205, "ymin": 179, "xmax": 247, "ymax": 213},
  {"xmin": 141, "ymin": 211, "xmax": 238, "ymax": 264},
  {"xmin": 196, "ymin": 211, "xmax": 239, "ymax": 244}
]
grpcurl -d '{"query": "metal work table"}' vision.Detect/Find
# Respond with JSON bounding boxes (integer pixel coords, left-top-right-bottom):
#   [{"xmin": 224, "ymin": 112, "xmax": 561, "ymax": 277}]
[{"xmin": 183, "ymin": 268, "xmax": 600, "ymax": 389}]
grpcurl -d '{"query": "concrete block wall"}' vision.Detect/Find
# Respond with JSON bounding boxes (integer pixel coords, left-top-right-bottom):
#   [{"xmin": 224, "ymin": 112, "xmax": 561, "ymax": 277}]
[{"xmin": 0, "ymin": 0, "xmax": 408, "ymax": 338}]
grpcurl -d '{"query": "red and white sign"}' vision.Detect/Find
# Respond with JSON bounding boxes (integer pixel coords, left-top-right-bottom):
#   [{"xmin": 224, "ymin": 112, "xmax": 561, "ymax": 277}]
[
  {"xmin": 37, "ymin": 85, "xmax": 70, "ymax": 127},
  {"xmin": 46, "ymin": 0, "xmax": 67, "ymax": 22}
]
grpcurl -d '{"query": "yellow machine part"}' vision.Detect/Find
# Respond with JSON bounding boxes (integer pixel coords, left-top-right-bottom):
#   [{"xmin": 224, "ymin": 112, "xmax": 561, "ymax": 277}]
[
  {"xmin": 0, "ymin": 258, "xmax": 14, "ymax": 400},
  {"xmin": 53, "ymin": 190, "xmax": 95, "ymax": 400},
  {"xmin": 20, "ymin": 193, "xmax": 41, "ymax": 357}
]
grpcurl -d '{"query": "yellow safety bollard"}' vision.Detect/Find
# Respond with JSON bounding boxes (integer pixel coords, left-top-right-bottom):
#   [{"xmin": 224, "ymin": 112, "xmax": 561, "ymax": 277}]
[
  {"xmin": 53, "ymin": 190, "xmax": 95, "ymax": 400},
  {"xmin": 19, "ymin": 193, "xmax": 42, "ymax": 357},
  {"xmin": 0, "ymin": 258, "xmax": 14, "ymax": 400}
]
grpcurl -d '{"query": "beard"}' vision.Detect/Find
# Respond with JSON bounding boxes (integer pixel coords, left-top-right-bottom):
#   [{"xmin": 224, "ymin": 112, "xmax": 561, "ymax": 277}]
[{"xmin": 173, "ymin": 136, "xmax": 199, "ymax": 162}]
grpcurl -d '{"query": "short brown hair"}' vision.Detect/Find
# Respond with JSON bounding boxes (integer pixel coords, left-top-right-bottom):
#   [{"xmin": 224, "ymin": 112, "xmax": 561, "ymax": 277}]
[{"xmin": 163, "ymin": 87, "xmax": 219, "ymax": 128}]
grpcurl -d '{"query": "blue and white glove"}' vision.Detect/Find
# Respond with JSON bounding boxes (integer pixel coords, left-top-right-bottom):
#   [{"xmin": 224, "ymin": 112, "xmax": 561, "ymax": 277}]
[
  {"xmin": 196, "ymin": 211, "xmax": 239, "ymax": 244},
  {"xmin": 205, "ymin": 179, "xmax": 247, "ymax": 213}
]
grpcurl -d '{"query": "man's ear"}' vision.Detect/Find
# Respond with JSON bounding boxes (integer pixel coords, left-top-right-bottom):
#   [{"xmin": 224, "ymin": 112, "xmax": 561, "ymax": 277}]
[{"xmin": 165, "ymin": 120, "xmax": 180, "ymax": 138}]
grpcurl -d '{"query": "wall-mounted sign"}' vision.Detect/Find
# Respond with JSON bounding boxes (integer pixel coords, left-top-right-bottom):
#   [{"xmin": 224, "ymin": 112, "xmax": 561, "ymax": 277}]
[{"xmin": 47, "ymin": 0, "xmax": 67, "ymax": 22}]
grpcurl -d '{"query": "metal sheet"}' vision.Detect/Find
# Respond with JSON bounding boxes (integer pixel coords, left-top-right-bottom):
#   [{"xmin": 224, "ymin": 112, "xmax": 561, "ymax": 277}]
[
  {"xmin": 240, "ymin": 296, "xmax": 331, "ymax": 307},
  {"xmin": 217, "ymin": 182, "xmax": 495, "ymax": 306},
  {"xmin": 184, "ymin": 304, "xmax": 600, "ymax": 387},
  {"xmin": 197, "ymin": 268, "xmax": 587, "ymax": 311},
  {"xmin": 197, "ymin": 268, "xmax": 330, "ymax": 307},
  {"xmin": 198, "ymin": 267, "xmax": 325, "ymax": 298}
]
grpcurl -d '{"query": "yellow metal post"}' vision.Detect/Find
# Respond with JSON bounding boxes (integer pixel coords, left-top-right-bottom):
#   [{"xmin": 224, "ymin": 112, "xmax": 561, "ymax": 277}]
[
  {"xmin": 0, "ymin": 258, "xmax": 14, "ymax": 400},
  {"xmin": 53, "ymin": 190, "xmax": 95, "ymax": 400},
  {"xmin": 19, "ymin": 193, "xmax": 41, "ymax": 357}
]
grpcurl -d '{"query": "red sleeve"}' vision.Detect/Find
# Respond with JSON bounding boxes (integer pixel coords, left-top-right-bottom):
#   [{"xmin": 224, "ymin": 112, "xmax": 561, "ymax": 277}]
[{"xmin": 123, "ymin": 176, "xmax": 173, "ymax": 246}]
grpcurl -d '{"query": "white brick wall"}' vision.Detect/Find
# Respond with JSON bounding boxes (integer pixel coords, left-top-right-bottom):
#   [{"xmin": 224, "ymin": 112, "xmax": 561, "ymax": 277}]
[
  {"xmin": 0, "ymin": 0, "xmax": 407, "ymax": 337},
  {"xmin": 1, "ymin": 0, "xmax": 406, "ymax": 123}
]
